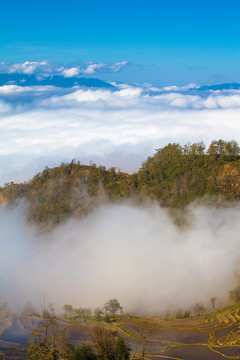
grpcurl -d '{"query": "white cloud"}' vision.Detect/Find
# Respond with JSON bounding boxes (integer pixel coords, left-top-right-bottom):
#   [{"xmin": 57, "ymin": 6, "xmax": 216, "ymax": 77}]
[
  {"xmin": 159, "ymin": 83, "xmax": 199, "ymax": 92},
  {"xmin": 0, "ymin": 84, "xmax": 56, "ymax": 95},
  {"xmin": 60, "ymin": 67, "xmax": 80, "ymax": 78},
  {"xmin": 80, "ymin": 61, "xmax": 128, "ymax": 74},
  {"xmin": 82, "ymin": 62, "xmax": 105, "ymax": 74},
  {"xmin": 0, "ymin": 60, "xmax": 129, "ymax": 77},
  {"xmin": 110, "ymin": 60, "xmax": 129, "ymax": 72},
  {"xmin": 40, "ymin": 86, "xmax": 143, "ymax": 108},
  {"xmin": 8, "ymin": 60, "xmax": 50, "ymax": 75},
  {"xmin": 2, "ymin": 84, "xmax": 240, "ymax": 184}
]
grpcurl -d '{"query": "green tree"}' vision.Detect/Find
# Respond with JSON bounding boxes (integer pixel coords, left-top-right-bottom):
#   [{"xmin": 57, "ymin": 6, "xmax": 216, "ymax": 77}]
[
  {"xmin": 115, "ymin": 337, "xmax": 131, "ymax": 360},
  {"xmin": 104, "ymin": 299, "xmax": 122, "ymax": 317},
  {"xmin": 70, "ymin": 344, "xmax": 97, "ymax": 360},
  {"xmin": 189, "ymin": 141, "xmax": 205, "ymax": 155},
  {"xmin": 207, "ymin": 140, "xmax": 223, "ymax": 156},
  {"xmin": 206, "ymin": 139, "xmax": 235, "ymax": 157},
  {"xmin": 225, "ymin": 140, "xmax": 240, "ymax": 158}
]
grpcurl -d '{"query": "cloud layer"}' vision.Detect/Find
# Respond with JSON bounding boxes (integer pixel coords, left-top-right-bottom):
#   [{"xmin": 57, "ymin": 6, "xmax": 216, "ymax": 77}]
[
  {"xmin": 2, "ymin": 82, "xmax": 240, "ymax": 184},
  {"xmin": 0, "ymin": 60, "xmax": 128, "ymax": 77},
  {"xmin": 1, "ymin": 202, "xmax": 239, "ymax": 314}
]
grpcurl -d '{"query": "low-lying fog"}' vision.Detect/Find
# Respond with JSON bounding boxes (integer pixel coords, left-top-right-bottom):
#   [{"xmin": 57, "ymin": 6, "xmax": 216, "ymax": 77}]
[{"xmin": 1, "ymin": 202, "xmax": 239, "ymax": 315}]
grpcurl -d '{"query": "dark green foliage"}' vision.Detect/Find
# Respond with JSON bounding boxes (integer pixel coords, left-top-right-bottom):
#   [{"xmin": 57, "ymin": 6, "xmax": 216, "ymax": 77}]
[
  {"xmin": 138, "ymin": 139, "xmax": 240, "ymax": 208},
  {"xmin": 207, "ymin": 139, "xmax": 240, "ymax": 158},
  {"xmin": 70, "ymin": 345, "xmax": 97, "ymax": 360},
  {"xmin": 115, "ymin": 337, "xmax": 131, "ymax": 360},
  {"xmin": 2, "ymin": 140, "xmax": 240, "ymax": 229},
  {"xmin": 0, "ymin": 161, "xmax": 131, "ymax": 230}
]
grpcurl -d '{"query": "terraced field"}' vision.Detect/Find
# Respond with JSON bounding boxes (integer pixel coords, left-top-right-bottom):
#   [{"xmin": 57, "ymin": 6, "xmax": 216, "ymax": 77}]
[{"xmin": 1, "ymin": 307, "xmax": 240, "ymax": 359}]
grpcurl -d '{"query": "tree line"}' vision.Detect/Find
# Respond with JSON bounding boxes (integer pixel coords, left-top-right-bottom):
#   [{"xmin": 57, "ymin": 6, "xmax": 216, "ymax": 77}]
[
  {"xmin": 62, "ymin": 299, "xmax": 122, "ymax": 322},
  {"xmin": 26, "ymin": 309, "xmax": 130, "ymax": 360}
]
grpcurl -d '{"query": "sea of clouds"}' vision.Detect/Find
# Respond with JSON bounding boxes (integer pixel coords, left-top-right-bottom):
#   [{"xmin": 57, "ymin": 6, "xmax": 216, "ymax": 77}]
[{"xmin": 1, "ymin": 78, "xmax": 240, "ymax": 184}]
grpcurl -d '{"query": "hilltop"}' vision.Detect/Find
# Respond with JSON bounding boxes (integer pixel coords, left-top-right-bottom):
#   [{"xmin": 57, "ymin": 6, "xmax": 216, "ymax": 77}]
[{"xmin": 1, "ymin": 139, "xmax": 240, "ymax": 230}]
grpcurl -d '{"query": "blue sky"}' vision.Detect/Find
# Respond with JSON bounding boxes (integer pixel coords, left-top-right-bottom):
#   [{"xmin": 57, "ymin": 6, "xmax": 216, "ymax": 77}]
[
  {"xmin": 2, "ymin": 0, "xmax": 240, "ymax": 185},
  {"xmin": 1, "ymin": 0, "xmax": 240, "ymax": 85}
]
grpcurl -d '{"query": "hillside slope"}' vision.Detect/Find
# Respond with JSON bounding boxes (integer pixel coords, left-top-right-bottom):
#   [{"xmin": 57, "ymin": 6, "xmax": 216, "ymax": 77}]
[{"xmin": 1, "ymin": 140, "xmax": 240, "ymax": 229}]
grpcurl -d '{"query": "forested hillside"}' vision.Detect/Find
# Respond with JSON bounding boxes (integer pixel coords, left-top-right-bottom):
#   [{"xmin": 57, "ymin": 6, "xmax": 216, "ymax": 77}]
[{"xmin": 1, "ymin": 139, "xmax": 240, "ymax": 229}]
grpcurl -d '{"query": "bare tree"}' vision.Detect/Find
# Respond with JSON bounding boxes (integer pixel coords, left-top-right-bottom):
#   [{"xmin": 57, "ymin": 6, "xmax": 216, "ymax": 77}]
[
  {"xmin": 90, "ymin": 325, "xmax": 117, "ymax": 360},
  {"xmin": 132, "ymin": 320, "xmax": 157, "ymax": 360},
  {"xmin": 193, "ymin": 303, "xmax": 206, "ymax": 316},
  {"xmin": 210, "ymin": 297, "xmax": 217, "ymax": 312},
  {"xmin": 39, "ymin": 291, "xmax": 46, "ymax": 317},
  {"xmin": 26, "ymin": 312, "xmax": 71, "ymax": 360},
  {"xmin": 90, "ymin": 325, "xmax": 130, "ymax": 360}
]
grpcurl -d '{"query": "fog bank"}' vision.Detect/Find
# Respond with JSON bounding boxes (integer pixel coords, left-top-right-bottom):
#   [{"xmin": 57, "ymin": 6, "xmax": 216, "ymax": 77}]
[{"xmin": 1, "ymin": 202, "xmax": 240, "ymax": 315}]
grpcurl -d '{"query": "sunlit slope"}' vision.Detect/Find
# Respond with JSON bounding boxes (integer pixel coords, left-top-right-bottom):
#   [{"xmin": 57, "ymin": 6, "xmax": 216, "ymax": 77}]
[{"xmin": 2, "ymin": 140, "xmax": 240, "ymax": 230}]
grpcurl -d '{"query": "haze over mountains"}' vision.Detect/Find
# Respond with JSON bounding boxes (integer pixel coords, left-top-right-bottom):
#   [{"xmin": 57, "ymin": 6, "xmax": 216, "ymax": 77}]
[
  {"xmin": 1, "ymin": 71, "xmax": 240, "ymax": 92},
  {"xmin": 0, "ymin": 73, "xmax": 114, "ymax": 89}
]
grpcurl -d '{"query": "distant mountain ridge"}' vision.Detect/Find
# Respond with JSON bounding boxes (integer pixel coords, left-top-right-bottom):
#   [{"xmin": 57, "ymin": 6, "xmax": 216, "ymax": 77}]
[
  {"xmin": 0, "ymin": 73, "xmax": 240, "ymax": 92},
  {"xmin": 0, "ymin": 73, "xmax": 115, "ymax": 89}
]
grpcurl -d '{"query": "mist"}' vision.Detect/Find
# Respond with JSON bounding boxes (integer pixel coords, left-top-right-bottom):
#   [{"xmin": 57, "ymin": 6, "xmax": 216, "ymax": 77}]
[
  {"xmin": 2, "ymin": 84, "xmax": 240, "ymax": 184},
  {"xmin": 1, "ymin": 201, "xmax": 240, "ymax": 315}
]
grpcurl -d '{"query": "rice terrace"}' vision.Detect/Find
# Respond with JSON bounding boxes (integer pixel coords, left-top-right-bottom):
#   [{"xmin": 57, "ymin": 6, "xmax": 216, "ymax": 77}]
[{"xmin": 1, "ymin": 303, "xmax": 240, "ymax": 359}]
